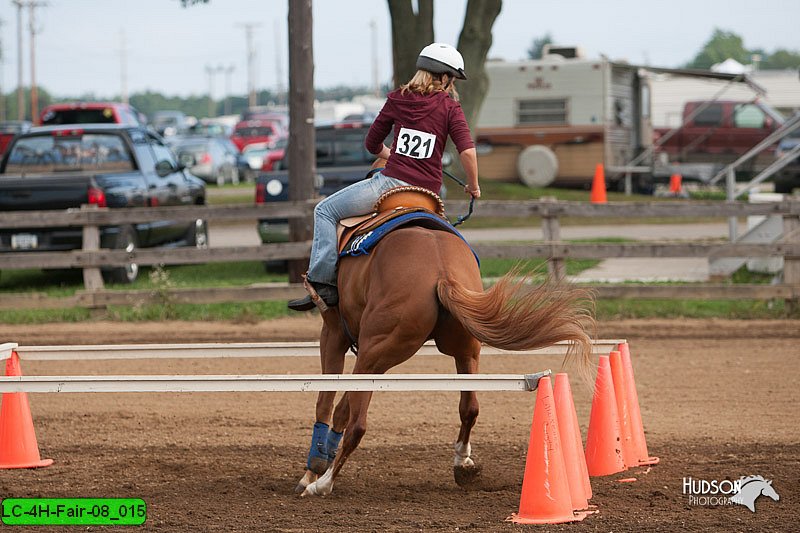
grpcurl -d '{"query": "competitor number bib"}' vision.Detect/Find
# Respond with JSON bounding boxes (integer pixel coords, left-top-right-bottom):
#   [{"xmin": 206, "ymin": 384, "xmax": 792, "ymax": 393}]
[{"xmin": 396, "ymin": 127, "xmax": 436, "ymax": 159}]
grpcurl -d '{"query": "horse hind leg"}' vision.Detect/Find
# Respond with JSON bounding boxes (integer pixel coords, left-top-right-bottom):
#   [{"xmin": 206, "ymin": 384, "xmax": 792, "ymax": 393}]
[{"xmin": 436, "ymin": 330, "xmax": 483, "ymax": 488}]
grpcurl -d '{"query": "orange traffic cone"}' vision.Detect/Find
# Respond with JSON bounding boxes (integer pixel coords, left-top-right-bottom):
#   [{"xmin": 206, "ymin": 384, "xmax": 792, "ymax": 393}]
[
  {"xmin": 570, "ymin": 383, "xmax": 592, "ymax": 499},
  {"xmin": 508, "ymin": 376, "xmax": 586, "ymax": 524},
  {"xmin": 669, "ymin": 174, "xmax": 683, "ymax": 194},
  {"xmin": 0, "ymin": 352, "xmax": 53, "ymax": 469},
  {"xmin": 609, "ymin": 350, "xmax": 637, "ymax": 467},
  {"xmin": 584, "ymin": 355, "xmax": 626, "ymax": 476},
  {"xmin": 553, "ymin": 373, "xmax": 592, "ymax": 512},
  {"xmin": 617, "ymin": 342, "xmax": 659, "ymax": 466},
  {"xmin": 590, "ymin": 163, "xmax": 607, "ymax": 204}
]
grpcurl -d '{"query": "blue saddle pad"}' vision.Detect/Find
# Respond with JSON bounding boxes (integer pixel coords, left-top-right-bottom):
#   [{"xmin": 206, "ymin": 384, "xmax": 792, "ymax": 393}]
[{"xmin": 339, "ymin": 212, "xmax": 480, "ymax": 266}]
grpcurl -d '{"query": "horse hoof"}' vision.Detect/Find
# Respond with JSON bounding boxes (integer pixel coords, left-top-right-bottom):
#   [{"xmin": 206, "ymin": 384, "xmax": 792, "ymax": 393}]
[
  {"xmin": 308, "ymin": 457, "xmax": 329, "ymax": 476},
  {"xmin": 294, "ymin": 482, "xmax": 307, "ymax": 494},
  {"xmin": 301, "ymin": 482, "xmax": 320, "ymax": 498},
  {"xmin": 454, "ymin": 463, "xmax": 483, "ymax": 489}
]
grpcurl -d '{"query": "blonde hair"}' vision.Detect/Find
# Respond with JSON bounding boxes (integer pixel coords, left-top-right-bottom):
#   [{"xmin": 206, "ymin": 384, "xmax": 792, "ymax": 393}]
[{"xmin": 400, "ymin": 70, "xmax": 459, "ymax": 101}]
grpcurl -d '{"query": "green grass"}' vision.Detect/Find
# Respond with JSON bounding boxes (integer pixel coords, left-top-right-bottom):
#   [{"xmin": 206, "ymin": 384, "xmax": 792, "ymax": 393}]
[
  {"xmin": 0, "ymin": 262, "xmax": 284, "ymax": 297},
  {"xmin": 595, "ymin": 298, "xmax": 793, "ymax": 320}
]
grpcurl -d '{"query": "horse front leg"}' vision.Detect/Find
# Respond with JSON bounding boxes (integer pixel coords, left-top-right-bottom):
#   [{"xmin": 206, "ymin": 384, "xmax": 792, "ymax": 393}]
[
  {"xmin": 302, "ymin": 390, "xmax": 372, "ymax": 497},
  {"xmin": 296, "ymin": 320, "xmax": 348, "ymax": 494}
]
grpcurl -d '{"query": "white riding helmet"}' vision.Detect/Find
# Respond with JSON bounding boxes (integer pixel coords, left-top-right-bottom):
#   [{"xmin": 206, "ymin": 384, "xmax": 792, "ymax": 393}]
[{"xmin": 416, "ymin": 43, "xmax": 467, "ymax": 80}]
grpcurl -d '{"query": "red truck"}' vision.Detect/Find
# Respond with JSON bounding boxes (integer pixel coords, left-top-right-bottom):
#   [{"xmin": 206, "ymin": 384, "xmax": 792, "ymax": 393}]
[
  {"xmin": 653, "ymin": 100, "xmax": 785, "ymax": 174},
  {"xmin": 0, "ymin": 121, "xmax": 32, "ymax": 158}
]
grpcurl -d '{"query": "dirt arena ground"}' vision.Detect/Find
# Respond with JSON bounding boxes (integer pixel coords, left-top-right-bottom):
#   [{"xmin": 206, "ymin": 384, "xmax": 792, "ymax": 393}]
[{"xmin": 0, "ymin": 318, "xmax": 798, "ymax": 532}]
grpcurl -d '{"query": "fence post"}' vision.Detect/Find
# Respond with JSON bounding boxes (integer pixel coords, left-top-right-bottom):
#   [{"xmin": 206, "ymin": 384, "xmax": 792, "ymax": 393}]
[
  {"xmin": 81, "ymin": 204, "xmax": 105, "ymax": 293},
  {"xmin": 783, "ymin": 210, "xmax": 800, "ymax": 313},
  {"xmin": 540, "ymin": 198, "xmax": 565, "ymax": 281}
]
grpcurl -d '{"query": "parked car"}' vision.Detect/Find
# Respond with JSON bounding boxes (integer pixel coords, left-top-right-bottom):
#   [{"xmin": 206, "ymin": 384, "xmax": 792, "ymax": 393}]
[
  {"xmin": 40, "ymin": 102, "xmax": 147, "ymax": 127},
  {"xmin": 774, "ymin": 122, "xmax": 800, "ymax": 194},
  {"xmin": 230, "ymin": 119, "xmax": 282, "ymax": 151},
  {"xmin": 185, "ymin": 120, "xmax": 232, "ymax": 138},
  {"xmin": 240, "ymin": 107, "xmax": 289, "ymax": 133},
  {"xmin": 0, "ymin": 120, "xmax": 32, "ymax": 158},
  {"xmin": 151, "ymin": 110, "xmax": 189, "ymax": 137},
  {"xmin": 0, "ymin": 124, "xmax": 207, "ymax": 283},
  {"xmin": 171, "ymin": 136, "xmax": 239, "ymax": 185},
  {"xmin": 243, "ymin": 138, "xmax": 287, "ymax": 173}
]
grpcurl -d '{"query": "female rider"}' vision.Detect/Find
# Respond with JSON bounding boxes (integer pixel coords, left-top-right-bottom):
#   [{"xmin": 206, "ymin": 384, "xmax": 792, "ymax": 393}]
[{"xmin": 289, "ymin": 43, "xmax": 480, "ymax": 312}]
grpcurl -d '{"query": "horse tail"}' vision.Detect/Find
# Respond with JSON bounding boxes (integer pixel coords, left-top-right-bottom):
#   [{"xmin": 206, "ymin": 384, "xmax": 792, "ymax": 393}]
[{"xmin": 437, "ymin": 272, "xmax": 596, "ymax": 379}]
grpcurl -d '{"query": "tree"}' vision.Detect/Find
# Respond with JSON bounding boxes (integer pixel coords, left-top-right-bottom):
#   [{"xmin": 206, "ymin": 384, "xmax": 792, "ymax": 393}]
[
  {"xmin": 761, "ymin": 49, "xmax": 800, "ymax": 70},
  {"xmin": 686, "ymin": 28, "xmax": 749, "ymax": 69},
  {"xmin": 527, "ymin": 33, "xmax": 553, "ymax": 60},
  {"xmin": 387, "ymin": 0, "xmax": 502, "ymax": 135}
]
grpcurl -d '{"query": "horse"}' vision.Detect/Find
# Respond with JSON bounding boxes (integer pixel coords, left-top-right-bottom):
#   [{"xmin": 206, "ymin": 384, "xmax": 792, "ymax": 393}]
[
  {"xmin": 730, "ymin": 475, "xmax": 780, "ymax": 512},
  {"xmin": 296, "ymin": 191, "xmax": 595, "ymax": 497}
]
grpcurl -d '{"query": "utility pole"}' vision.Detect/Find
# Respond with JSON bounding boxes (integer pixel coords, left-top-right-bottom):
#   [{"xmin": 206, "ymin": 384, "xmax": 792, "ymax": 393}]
[
  {"xmin": 27, "ymin": 0, "xmax": 46, "ymax": 125},
  {"xmin": 223, "ymin": 64, "xmax": 235, "ymax": 116},
  {"xmin": 205, "ymin": 64, "xmax": 223, "ymax": 118},
  {"xmin": 13, "ymin": 0, "xmax": 24, "ymax": 121},
  {"xmin": 0, "ymin": 18, "xmax": 5, "ymax": 121},
  {"xmin": 120, "ymin": 29, "xmax": 128, "ymax": 104},
  {"xmin": 370, "ymin": 19, "xmax": 379, "ymax": 97},
  {"xmin": 236, "ymin": 22, "xmax": 260, "ymax": 108},
  {"xmin": 274, "ymin": 18, "xmax": 284, "ymax": 104},
  {"xmin": 287, "ymin": 0, "xmax": 315, "ymax": 283}
]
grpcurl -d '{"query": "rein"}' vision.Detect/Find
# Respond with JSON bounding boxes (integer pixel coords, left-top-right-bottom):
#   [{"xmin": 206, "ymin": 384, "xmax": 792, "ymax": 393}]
[{"xmin": 442, "ymin": 169, "xmax": 475, "ymax": 227}]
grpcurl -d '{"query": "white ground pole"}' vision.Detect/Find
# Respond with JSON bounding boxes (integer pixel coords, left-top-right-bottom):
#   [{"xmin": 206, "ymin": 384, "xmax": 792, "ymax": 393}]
[
  {"xmin": 0, "ymin": 340, "xmax": 624, "ymax": 394},
  {"xmin": 2, "ymin": 340, "xmax": 626, "ymax": 361},
  {"xmin": 0, "ymin": 371, "xmax": 554, "ymax": 394}
]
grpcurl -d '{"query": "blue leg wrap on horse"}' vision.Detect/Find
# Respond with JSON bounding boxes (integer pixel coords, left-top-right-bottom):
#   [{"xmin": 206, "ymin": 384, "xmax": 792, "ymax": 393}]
[
  {"xmin": 306, "ymin": 422, "xmax": 330, "ymax": 469},
  {"xmin": 326, "ymin": 429, "xmax": 344, "ymax": 460}
]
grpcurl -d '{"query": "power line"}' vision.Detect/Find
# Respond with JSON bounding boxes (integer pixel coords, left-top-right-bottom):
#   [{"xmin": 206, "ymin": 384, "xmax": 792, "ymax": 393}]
[
  {"xmin": 12, "ymin": 0, "xmax": 24, "ymax": 120},
  {"xmin": 0, "ymin": 17, "xmax": 5, "ymax": 121},
  {"xmin": 235, "ymin": 22, "xmax": 261, "ymax": 108}
]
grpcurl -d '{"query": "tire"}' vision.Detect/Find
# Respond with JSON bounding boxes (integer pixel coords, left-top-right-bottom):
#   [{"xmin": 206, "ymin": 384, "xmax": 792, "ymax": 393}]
[
  {"xmin": 517, "ymin": 145, "xmax": 558, "ymax": 188},
  {"xmin": 263, "ymin": 260, "xmax": 289, "ymax": 273},
  {"xmin": 773, "ymin": 172, "xmax": 798, "ymax": 194},
  {"xmin": 186, "ymin": 219, "xmax": 209, "ymax": 249},
  {"xmin": 103, "ymin": 225, "xmax": 139, "ymax": 284}
]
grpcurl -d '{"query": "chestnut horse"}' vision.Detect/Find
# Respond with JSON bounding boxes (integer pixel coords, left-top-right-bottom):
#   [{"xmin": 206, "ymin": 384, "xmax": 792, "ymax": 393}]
[{"xmin": 297, "ymin": 222, "xmax": 594, "ymax": 497}]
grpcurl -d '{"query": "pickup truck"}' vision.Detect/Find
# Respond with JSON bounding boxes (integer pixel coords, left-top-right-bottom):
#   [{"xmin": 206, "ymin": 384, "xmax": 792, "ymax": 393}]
[
  {"xmin": 653, "ymin": 100, "xmax": 785, "ymax": 178},
  {"xmin": 254, "ymin": 121, "xmax": 457, "ymax": 243},
  {"xmin": 254, "ymin": 122, "xmax": 379, "ymax": 246},
  {"xmin": 0, "ymin": 124, "xmax": 207, "ymax": 283}
]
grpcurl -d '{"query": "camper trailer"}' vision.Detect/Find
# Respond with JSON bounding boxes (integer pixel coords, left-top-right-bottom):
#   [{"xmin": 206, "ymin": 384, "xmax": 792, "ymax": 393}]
[{"xmin": 476, "ymin": 49, "xmax": 652, "ymax": 188}]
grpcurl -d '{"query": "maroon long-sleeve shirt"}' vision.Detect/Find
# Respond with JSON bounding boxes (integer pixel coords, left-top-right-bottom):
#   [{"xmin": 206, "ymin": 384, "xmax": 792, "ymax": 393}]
[{"xmin": 364, "ymin": 89, "xmax": 474, "ymax": 193}]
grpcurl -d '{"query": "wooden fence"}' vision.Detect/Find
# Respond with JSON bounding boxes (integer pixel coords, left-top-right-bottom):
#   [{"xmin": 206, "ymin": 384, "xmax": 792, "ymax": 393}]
[{"xmin": 1, "ymin": 198, "xmax": 798, "ymax": 310}]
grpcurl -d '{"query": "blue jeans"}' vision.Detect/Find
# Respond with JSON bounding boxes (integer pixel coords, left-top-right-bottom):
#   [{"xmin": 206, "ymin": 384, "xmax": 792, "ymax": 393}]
[{"xmin": 307, "ymin": 172, "xmax": 409, "ymax": 285}]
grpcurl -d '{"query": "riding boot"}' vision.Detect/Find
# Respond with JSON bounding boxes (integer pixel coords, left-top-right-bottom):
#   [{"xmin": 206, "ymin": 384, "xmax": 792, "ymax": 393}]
[{"xmin": 288, "ymin": 281, "xmax": 339, "ymax": 311}]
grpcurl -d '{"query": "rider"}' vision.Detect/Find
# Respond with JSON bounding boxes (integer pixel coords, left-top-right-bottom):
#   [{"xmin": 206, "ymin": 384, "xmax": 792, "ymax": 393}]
[{"xmin": 288, "ymin": 42, "xmax": 480, "ymax": 312}]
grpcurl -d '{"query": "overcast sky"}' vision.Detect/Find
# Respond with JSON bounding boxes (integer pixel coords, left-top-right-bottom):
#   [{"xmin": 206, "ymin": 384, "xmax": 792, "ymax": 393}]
[{"xmin": 0, "ymin": 0, "xmax": 797, "ymax": 99}]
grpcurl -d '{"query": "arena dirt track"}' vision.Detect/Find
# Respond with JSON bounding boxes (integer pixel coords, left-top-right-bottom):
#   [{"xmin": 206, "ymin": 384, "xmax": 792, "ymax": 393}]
[{"xmin": 1, "ymin": 318, "xmax": 798, "ymax": 532}]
